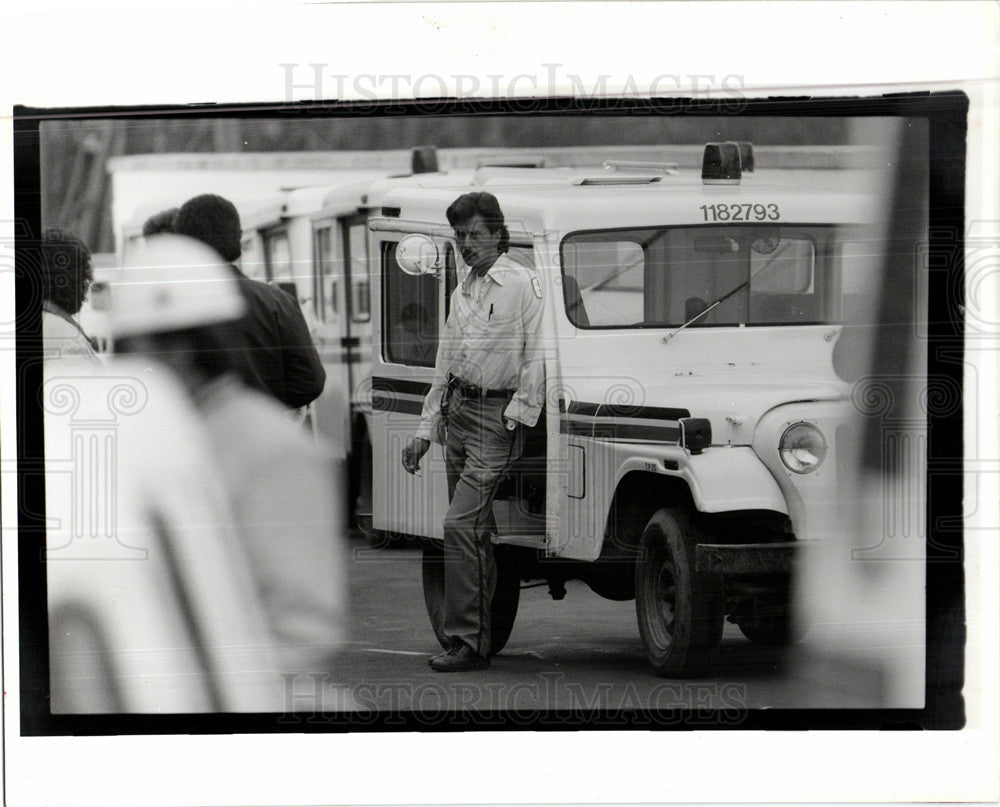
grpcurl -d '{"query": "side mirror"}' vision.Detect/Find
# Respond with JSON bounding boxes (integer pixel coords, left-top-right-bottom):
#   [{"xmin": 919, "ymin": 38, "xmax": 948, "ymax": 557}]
[{"xmin": 396, "ymin": 234, "xmax": 441, "ymax": 276}]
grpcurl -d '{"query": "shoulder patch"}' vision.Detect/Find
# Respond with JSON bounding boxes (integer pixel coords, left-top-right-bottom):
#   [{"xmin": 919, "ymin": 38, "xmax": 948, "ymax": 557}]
[{"xmin": 531, "ymin": 276, "xmax": 543, "ymax": 299}]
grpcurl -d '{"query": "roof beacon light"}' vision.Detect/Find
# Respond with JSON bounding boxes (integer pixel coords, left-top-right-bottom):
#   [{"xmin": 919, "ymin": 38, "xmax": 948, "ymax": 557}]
[
  {"xmin": 702, "ymin": 142, "xmax": 742, "ymax": 185},
  {"xmin": 411, "ymin": 146, "xmax": 439, "ymax": 175},
  {"xmin": 736, "ymin": 141, "xmax": 755, "ymax": 173}
]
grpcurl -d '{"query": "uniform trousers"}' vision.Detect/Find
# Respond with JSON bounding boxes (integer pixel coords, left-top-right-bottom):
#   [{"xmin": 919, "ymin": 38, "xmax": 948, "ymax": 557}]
[{"xmin": 442, "ymin": 390, "xmax": 526, "ymax": 656}]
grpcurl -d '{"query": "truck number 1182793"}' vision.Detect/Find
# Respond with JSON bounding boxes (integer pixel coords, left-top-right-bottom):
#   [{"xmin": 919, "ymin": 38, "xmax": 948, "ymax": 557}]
[{"xmin": 700, "ymin": 203, "xmax": 781, "ymax": 222}]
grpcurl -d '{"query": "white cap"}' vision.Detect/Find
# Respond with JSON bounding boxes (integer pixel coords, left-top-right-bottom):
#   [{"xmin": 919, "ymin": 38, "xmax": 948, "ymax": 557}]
[{"xmin": 108, "ymin": 235, "xmax": 246, "ymax": 338}]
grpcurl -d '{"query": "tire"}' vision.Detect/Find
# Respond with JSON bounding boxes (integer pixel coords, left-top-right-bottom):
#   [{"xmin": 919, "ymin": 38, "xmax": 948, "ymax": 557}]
[
  {"xmin": 635, "ymin": 508, "xmax": 724, "ymax": 677},
  {"xmin": 422, "ymin": 543, "xmax": 521, "ymax": 656},
  {"xmin": 351, "ymin": 433, "xmax": 373, "ymax": 534}
]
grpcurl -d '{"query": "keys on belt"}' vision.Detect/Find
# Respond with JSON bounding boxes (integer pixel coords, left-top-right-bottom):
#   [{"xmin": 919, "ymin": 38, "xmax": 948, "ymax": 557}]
[{"xmin": 447, "ymin": 373, "xmax": 511, "ymax": 399}]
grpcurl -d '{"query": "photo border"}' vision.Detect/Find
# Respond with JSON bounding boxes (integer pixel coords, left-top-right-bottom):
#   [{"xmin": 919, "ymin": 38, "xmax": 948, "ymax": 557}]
[{"xmin": 13, "ymin": 90, "xmax": 968, "ymax": 736}]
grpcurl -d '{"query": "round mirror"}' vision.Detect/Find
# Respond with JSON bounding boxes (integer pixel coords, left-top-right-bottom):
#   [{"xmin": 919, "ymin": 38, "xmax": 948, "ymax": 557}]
[{"xmin": 396, "ymin": 234, "xmax": 440, "ymax": 276}]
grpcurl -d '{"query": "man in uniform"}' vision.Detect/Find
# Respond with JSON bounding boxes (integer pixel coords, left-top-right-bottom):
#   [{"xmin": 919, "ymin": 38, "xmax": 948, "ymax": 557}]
[{"xmin": 401, "ymin": 191, "xmax": 544, "ymax": 672}]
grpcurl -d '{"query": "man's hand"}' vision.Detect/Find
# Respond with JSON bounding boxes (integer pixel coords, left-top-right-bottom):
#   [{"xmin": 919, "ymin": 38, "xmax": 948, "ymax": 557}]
[{"xmin": 401, "ymin": 437, "xmax": 431, "ymax": 474}]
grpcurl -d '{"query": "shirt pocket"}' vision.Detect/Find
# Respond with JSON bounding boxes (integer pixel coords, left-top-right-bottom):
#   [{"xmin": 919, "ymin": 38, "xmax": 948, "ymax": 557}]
[{"xmin": 476, "ymin": 312, "xmax": 523, "ymax": 355}]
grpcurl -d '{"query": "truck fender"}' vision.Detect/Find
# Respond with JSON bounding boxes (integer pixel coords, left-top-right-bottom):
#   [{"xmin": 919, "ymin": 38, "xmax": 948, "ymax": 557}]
[{"xmin": 615, "ymin": 446, "xmax": 788, "ymax": 515}]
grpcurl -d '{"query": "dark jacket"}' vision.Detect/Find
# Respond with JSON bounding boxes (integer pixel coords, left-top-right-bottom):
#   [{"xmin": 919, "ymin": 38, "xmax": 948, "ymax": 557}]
[{"xmin": 230, "ymin": 268, "xmax": 326, "ymax": 408}]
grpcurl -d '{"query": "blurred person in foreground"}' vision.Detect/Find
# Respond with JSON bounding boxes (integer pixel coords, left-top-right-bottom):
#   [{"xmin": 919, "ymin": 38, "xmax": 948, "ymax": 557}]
[
  {"xmin": 109, "ymin": 234, "xmax": 349, "ymax": 684},
  {"xmin": 173, "ymin": 193, "xmax": 326, "ymax": 413},
  {"xmin": 40, "ymin": 228, "xmax": 101, "ymax": 363},
  {"xmin": 44, "ymin": 265, "xmax": 280, "ymax": 712}
]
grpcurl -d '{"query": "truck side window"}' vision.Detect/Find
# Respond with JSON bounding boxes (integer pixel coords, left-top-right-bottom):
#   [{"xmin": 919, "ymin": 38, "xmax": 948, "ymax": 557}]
[
  {"xmin": 240, "ymin": 232, "xmax": 269, "ymax": 281},
  {"xmin": 345, "ymin": 222, "xmax": 370, "ymax": 323},
  {"xmin": 561, "ymin": 237, "xmax": 644, "ymax": 327},
  {"xmin": 382, "ymin": 241, "xmax": 439, "ymax": 367},
  {"xmin": 264, "ymin": 229, "xmax": 292, "ymax": 285},
  {"xmin": 314, "ymin": 225, "xmax": 337, "ymax": 324}
]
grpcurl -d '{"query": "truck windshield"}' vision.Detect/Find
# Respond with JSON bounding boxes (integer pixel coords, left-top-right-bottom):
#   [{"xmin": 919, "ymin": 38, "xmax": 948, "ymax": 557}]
[{"xmin": 560, "ymin": 225, "xmax": 840, "ymax": 329}]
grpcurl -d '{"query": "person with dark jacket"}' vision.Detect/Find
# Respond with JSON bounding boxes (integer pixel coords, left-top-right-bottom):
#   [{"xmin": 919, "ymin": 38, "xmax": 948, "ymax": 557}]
[{"xmin": 174, "ymin": 194, "xmax": 325, "ymax": 410}]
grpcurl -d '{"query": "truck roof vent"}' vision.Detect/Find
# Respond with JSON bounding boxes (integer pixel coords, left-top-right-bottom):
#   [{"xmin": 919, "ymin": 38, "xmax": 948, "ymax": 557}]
[
  {"xmin": 575, "ymin": 175, "xmax": 662, "ymax": 186},
  {"xmin": 603, "ymin": 160, "xmax": 679, "ymax": 175},
  {"xmin": 735, "ymin": 141, "xmax": 755, "ymax": 173},
  {"xmin": 702, "ymin": 142, "xmax": 742, "ymax": 185},
  {"xmin": 476, "ymin": 155, "xmax": 546, "ymax": 168}
]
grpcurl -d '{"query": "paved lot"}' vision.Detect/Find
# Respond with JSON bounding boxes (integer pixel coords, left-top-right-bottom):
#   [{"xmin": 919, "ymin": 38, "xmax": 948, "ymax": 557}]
[{"xmin": 302, "ymin": 536, "xmax": 925, "ymax": 718}]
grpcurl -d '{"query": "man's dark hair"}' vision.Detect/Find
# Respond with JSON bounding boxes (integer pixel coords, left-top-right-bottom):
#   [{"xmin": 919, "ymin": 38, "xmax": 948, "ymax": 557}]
[
  {"xmin": 41, "ymin": 229, "xmax": 93, "ymax": 315},
  {"xmin": 174, "ymin": 194, "xmax": 242, "ymax": 263},
  {"xmin": 445, "ymin": 192, "xmax": 510, "ymax": 254},
  {"xmin": 142, "ymin": 207, "xmax": 179, "ymax": 237}
]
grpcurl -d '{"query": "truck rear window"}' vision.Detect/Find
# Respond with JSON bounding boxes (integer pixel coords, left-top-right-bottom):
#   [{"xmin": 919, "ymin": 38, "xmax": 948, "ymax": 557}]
[{"xmin": 560, "ymin": 225, "xmax": 839, "ymax": 329}]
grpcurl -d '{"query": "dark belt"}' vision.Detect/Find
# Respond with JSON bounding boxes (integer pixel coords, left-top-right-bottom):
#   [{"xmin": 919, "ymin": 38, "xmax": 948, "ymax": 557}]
[{"xmin": 448, "ymin": 373, "xmax": 511, "ymax": 400}]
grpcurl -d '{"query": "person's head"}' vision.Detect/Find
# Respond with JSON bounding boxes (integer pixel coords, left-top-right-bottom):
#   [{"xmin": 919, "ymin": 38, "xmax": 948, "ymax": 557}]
[
  {"xmin": 141, "ymin": 207, "xmax": 179, "ymax": 237},
  {"xmin": 41, "ymin": 229, "xmax": 93, "ymax": 315},
  {"xmin": 108, "ymin": 234, "xmax": 248, "ymax": 389},
  {"xmin": 173, "ymin": 194, "xmax": 242, "ymax": 263},
  {"xmin": 445, "ymin": 192, "xmax": 509, "ymax": 275}
]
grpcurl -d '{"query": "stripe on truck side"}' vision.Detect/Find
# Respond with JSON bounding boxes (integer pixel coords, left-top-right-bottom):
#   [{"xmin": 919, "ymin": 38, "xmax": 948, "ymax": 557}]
[
  {"xmin": 564, "ymin": 401, "xmax": 690, "ymax": 421},
  {"xmin": 560, "ymin": 401, "xmax": 690, "ymax": 444},
  {"xmin": 372, "ymin": 377, "xmax": 432, "ymax": 396},
  {"xmin": 371, "ymin": 376, "xmax": 431, "ymax": 415}
]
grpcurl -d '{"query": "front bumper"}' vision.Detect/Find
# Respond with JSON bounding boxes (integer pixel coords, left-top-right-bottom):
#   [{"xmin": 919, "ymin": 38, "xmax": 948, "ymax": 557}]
[{"xmin": 695, "ymin": 541, "xmax": 797, "ymax": 575}]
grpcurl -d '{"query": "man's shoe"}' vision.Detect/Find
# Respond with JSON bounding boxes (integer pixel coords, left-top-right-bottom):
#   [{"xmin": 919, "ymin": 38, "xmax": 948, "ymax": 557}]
[
  {"xmin": 427, "ymin": 644, "xmax": 454, "ymax": 666},
  {"xmin": 429, "ymin": 643, "xmax": 490, "ymax": 672}
]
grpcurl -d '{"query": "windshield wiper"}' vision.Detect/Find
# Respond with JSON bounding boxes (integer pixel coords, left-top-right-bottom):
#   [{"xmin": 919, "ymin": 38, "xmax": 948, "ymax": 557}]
[
  {"xmin": 662, "ymin": 279, "xmax": 750, "ymax": 343},
  {"xmin": 662, "ymin": 236, "xmax": 786, "ymax": 343}
]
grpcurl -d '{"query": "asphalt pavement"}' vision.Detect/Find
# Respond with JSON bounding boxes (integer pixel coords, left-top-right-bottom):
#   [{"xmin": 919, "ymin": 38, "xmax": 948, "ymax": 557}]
[{"xmin": 296, "ymin": 535, "xmax": 924, "ymax": 719}]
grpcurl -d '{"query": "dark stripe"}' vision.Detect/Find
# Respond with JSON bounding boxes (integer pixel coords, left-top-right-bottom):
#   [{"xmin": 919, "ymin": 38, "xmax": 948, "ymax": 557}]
[
  {"xmin": 593, "ymin": 423, "xmax": 681, "ymax": 442},
  {"xmin": 372, "ymin": 393, "xmax": 425, "ymax": 415},
  {"xmin": 317, "ymin": 349, "xmax": 350, "ymax": 366},
  {"xmin": 565, "ymin": 401, "xmax": 691, "ymax": 420},
  {"xmin": 561, "ymin": 418, "xmax": 681, "ymax": 442},
  {"xmin": 565, "ymin": 401, "xmax": 602, "ymax": 417},
  {"xmin": 560, "ymin": 420, "xmax": 594, "ymax": 437},
  {"xmin": 372, "ymin": 376, "xmax": 432, "ymax": 397},
  {"xmin": 148, "ymin": 508, "xmax": 225, "ymax": 712}
]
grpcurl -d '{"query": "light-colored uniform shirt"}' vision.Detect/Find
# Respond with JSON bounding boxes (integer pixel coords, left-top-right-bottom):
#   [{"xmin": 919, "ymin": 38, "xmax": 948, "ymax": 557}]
[
  {"xmin": 42, "ymin": 301, "xmax": 102, "ymax": 365},
  {"xmin": 416, "ymin": 254, "xmax": 544, "ymax": 443}
]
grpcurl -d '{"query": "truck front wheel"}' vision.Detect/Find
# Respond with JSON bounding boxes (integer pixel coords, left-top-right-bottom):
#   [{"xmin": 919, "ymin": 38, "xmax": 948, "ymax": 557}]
[
  {"xmin": 422, "ymin": 544, "xmax": 521, "ymax": 656},
  {"xmin": 635, "ymin": 508, "xmax": 724, "ymax": 677}
]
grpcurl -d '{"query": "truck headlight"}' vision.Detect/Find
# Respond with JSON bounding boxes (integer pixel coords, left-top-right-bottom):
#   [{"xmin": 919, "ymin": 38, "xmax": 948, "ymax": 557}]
[{"xmin": 779, "ymin": 422, "xmax": 827, "ymax": 474}]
